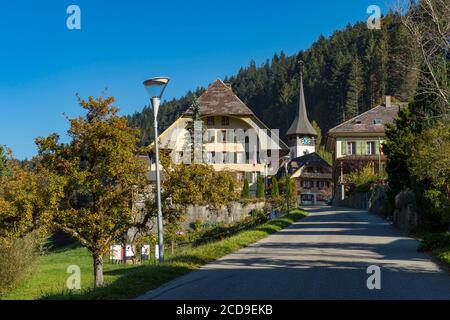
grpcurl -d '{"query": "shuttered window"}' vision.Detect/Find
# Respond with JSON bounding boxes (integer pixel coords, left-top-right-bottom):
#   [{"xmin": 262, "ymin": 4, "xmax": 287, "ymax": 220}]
[
  {"xmin": 347, "ymin": 142, "xmax": 356, "ymax": 155},
  {"xmin": 341, "ymin": 141, "xmax": 347, "ymax": 155},
  {"xmin": 366, "ymin": 141, "xmax": 375, "ymax": 155}
]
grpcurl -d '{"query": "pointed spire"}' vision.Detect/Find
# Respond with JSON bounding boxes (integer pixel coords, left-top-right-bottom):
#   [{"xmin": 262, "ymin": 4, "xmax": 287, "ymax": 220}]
[{"xmin": 286, "ymin": 60, "xmax": 317, "ymax": 136}]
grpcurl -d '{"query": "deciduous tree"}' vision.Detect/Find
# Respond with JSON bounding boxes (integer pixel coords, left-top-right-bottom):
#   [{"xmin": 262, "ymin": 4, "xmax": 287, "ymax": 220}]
[{"xmin": 35, "ymin": 95, "xmax": 148, "ymax": 288}]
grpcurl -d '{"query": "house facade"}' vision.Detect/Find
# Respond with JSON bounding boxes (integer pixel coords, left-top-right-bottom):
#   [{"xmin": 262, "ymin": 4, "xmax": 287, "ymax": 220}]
[
  {"xmin": 148, "ymin": 79, "xmax": 289, "ymax": 185},
  {"xmin": 326, "ymin": 97, "xmax": 405, "ymax": 201}
]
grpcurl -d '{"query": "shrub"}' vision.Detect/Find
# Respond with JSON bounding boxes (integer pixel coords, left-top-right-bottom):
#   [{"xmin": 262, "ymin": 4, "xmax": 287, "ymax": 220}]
[
  {"xmin": 249, "ymin": 208, "xmax": 267, "ymax": 222},
  {"xmin": 347, "ymin": 163, "xmax": 379, "ymax": 193},
  {"xmin": 189, "ymin": 219, "xmax": 204, "ymax": 231},
  {"xmin": 418, "ymin": 233, "xmax": 450, "ymax": 251},
  {"xmin": 0, "ymin": 231, "xmax": 42, "ymax": 297}
]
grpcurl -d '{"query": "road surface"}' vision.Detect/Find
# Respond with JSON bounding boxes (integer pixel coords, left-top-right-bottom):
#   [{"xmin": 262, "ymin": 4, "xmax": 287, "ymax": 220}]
[{"xmin": 139, "ymin": 206, "xmax": 450, "ymax": 300}]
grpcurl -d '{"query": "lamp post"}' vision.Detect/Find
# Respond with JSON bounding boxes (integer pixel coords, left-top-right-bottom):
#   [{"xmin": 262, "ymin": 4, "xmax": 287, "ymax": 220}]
[
  {"xmin": 143, "ymin": 76, "xmax": 170, "ymax": 262},
  {"xmin": 263, "ymin": 159, "xmax": 268, "ymax": 195},
  {"xmin": 282, "ymin": 155, "xmax": 291, "ymax": 214}
]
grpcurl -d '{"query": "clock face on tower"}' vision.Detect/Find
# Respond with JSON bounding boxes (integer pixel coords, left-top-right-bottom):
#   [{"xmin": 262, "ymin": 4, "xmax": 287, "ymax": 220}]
[{"xmin": 302, "ymin": 137, "xmax": 311, "ymax": 145}]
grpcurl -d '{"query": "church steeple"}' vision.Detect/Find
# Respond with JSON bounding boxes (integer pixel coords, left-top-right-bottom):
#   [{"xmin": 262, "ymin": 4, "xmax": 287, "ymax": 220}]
[{"xmin": 286, "ymin": 61, "xmax": 317, "ymax": 158}]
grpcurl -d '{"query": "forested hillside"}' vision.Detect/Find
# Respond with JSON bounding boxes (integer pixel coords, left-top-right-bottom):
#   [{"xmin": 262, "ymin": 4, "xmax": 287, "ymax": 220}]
[{"xmin": 128, "ymin": 13, "xmax": 418, "ymax": 147}]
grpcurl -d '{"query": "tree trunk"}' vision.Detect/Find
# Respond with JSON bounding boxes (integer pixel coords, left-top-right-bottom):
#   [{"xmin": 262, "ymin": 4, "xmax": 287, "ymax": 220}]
[{"xmin": 93, "ymin": 253, "xmax": 104, "ymax": 288}]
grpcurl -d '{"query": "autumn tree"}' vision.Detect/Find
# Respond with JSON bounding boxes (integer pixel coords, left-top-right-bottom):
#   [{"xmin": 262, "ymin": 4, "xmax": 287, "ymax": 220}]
[
  {"xmin": 145, "ymin": 153, "xmax": 238, "ymax": 231},
  {"xmin": 35, "ymin": 95, "xmax": 148, "ymax": 288}
]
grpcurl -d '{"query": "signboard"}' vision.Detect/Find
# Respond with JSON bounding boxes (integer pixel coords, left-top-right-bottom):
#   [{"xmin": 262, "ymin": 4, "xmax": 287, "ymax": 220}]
[
  {"xmin": 141, "ymin": 244, "xmax": 150, "ymax": 260},
  {"xmin": 154, "ymin": 244, "xmax": 159, "ymax": 259},
  {"xmin": 110, "ymin": 244, "xmax": 123, "ymax": 262},
  {"xmin": 125, "ymin": 244, "xmax": 136, "ymax": 262}
]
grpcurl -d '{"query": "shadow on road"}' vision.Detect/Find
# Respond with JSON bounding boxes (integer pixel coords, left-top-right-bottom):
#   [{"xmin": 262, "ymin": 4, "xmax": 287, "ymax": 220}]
[{"xmin": 140, "ymin": 206, "xmax": 450, "ymax": 300}]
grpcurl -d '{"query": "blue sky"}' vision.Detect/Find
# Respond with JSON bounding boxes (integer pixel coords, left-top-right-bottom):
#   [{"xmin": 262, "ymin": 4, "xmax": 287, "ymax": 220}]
[{"xmin": 0, "ymin": 0, "xmax": 388, "ymax": 159}]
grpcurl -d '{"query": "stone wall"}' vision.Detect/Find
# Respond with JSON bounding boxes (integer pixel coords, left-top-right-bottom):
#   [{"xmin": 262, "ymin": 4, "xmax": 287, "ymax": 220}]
[
  {"xmin": 334, "ymin": 191, "xmax": 370, "ymax": 210},
  {"xmin": 182, "ymin": 201, "xmax": 266, "ymax": 229},
  {"xmin": 393, "ymin": 188, "xmax": 417, "ymax": 233}
]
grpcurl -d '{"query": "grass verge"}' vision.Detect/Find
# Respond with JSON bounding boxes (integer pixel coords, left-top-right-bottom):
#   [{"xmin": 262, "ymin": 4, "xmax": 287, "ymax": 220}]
[
  {"xmin": 417, "ymin": 232, "xmax": 450, "ymax": 267},
  {"xmin": 3, "ymin": 208, "xmax": 307, "ymax": 300}
]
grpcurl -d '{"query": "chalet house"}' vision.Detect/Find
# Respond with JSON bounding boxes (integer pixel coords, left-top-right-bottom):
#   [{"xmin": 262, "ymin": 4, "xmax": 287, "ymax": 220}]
[
  {"xmin": 278, "ymin": 67, "xmax": 333, "ymax": 204},
  {"xmin": 147, "ymin": 79, "xmax": 289, "ymax": 185},
  {"xmin": 326, "ymin": 97, "xmax": 405, "ymax": 200}
]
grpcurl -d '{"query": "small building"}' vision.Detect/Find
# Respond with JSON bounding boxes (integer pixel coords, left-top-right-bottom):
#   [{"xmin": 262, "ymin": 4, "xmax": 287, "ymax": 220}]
[
  {"xmin": 278, "ymin": 64, "xmax": 333, "ymax": 204},
  {"xmin": 326, "ymin": 97, "xmax": 405, "ymax": 201},
  {"xmin": 148, "ymin": 79, "xmax": 289, "ymax": 186},
  {"xmin": 286, "ymin": 152, "xmax": 333, "ymax": 204}
]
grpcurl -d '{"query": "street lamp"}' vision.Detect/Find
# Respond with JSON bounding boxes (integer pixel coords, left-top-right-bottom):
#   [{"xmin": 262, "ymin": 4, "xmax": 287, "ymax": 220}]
[
  {"xmin": 281, "ymin": 155, "xmax": 291, "ymax": 214},
  {"xmin": 143, "ymin": 76, "xmax": 170, "ymax": 262},
  {"xmin": 263, "ymin": 159, "xmax": 268, "ymax": 195}
]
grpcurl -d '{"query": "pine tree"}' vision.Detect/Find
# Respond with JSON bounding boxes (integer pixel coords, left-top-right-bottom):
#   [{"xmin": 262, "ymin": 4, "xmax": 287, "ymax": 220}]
[
  {"xmin": 0, "ymin": 145, "xmax": 8, "ymax": 176},
  {"xmin": 345, "ymin": 58, "xmax": 364, "ymax": 118},
  {"xmin": 271, "ymin": 177, "xmax": 279, "ymax": 196},
  {"xmin": 311, "ymin": 120, "xmax": 322, "ymax": 146},
  {"xmin": 184, "ymin": 96, "xmax": 205, "ymax": 163},
  {"xmin": 256, "ymin": 176, "xmax": 265, "ymax": 198},
  {"xmin": 241, "ymin": 179, "xmax": 251, "ymax": 199}
]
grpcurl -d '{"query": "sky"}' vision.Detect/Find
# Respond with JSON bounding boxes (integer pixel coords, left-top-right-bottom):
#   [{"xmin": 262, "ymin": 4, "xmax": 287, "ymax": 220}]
[{"xmin": 0, "ymin": 0, "xmax": 389, "ymax": 159}]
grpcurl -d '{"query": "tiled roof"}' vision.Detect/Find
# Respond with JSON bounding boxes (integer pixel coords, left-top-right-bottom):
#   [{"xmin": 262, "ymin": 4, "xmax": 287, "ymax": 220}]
[
  {"xmin": 328, "ymin": 103, "xmax": 405, "ymax": 135},
  {"xmin": 288, "ymin": 152, "xmax": 332, "ymax": 176},
  {"xmin": 184, "ymin": 79, "xmax": 254, "ymax": 116},
  {"xmin": 276, "ymin": 152, "xmax": 331, "ymax": 179}
]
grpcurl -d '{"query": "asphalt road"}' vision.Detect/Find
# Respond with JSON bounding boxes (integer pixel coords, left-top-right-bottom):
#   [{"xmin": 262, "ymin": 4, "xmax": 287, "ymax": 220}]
[{"xmin": 139, "ymin": 206, "xmax": 450, "ymax": 300}]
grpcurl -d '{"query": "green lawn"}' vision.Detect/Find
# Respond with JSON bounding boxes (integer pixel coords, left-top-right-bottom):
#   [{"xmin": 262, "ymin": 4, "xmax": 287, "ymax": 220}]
[{"xmin": 3, "ymin": 209, "xmax": 307, "ymax": 300}]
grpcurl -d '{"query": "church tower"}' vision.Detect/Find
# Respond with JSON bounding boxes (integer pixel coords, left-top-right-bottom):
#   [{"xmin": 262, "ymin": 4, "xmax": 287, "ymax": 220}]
[{"xmin": 286, "ymin": 61, "xmax": 317, "ymax": 158}]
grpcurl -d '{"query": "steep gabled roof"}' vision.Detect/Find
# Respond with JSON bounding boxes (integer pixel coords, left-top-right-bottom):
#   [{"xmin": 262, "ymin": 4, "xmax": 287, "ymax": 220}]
[
  {"xmin": 276, "ymin": 152, "xmax": 331, "ymax": 179},
  {"xmin": 184, "ymin": 79, "xmax": 254, "ymax": 116},
  {"xmin": 328, "ymin": 103, "xmax": 405, "ymax": 135},
  {"xmin": 286, "ymin": 71, "xmax": 317, "ymax": 136},
  {"xmin": 290, "ymin": 152, "xmax": 331, "ymax": 170}
]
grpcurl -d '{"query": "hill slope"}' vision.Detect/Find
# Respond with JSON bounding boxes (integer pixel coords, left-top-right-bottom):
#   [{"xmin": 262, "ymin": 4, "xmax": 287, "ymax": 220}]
[{"xmin": 127, "ymin": 13, "xmax": 417, "ymax": 147}]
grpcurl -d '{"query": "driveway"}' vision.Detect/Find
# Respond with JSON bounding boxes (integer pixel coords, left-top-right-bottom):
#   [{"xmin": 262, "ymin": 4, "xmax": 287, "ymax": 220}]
[{"xmin": 139, "ymin": 206, "xmax": 450, "ymax": 300}]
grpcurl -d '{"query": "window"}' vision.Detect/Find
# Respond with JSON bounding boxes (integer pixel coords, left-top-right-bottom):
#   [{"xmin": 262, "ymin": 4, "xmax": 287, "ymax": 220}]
[
  {"xmin": 366, "ymin": 141, "xmax": 375, "ymax": 155},
  {"xmin": 221, "ymin": 116, "xmax": 230, "ymax": 125},
  {"xmin": 206, "ymin": 130, "xmax": 215, "ymax": 143},
  {"xmin": 347, "ymin": 141, "xmax": 356, "ymax": 155},
  {"xmin": 301, "ymin": 180, "xmax": 312, "ymax": 188},
  {"xmin": 221, "ymin": 130, "xmax": 227, "ymax": 143},
  {"xmin": 223, "ymin": 152, "xmax": 228, "ymax": 163},
  {"xmin": 237, "ymin": 152, "xmax": 245, "ymax": 164},
  {"xmin": 373, "ymin": 119, "xmax": 382, "ymax": 125},
  {"xmin": 206, "ymin": 116, "xmax": 215, "ymax": 125}
]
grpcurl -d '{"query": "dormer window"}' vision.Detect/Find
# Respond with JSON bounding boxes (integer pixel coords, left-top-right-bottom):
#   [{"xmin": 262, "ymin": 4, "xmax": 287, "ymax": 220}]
[
  {"xmin": 206, "ymin": 116, "xmax": 215, "ymax": 125},
  {"xmin": 373, "ymin": 119, "xmax": 382, "ymax": 125},
  {"xmin": 221, "ymin": 116, "xmax": 230, "ymax": 125}
]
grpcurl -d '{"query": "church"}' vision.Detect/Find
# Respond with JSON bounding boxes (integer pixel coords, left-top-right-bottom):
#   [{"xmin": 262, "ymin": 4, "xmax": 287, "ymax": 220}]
[{"xmin": 279, "ymin": 65, "xmax": 333, "ymax": 204}]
